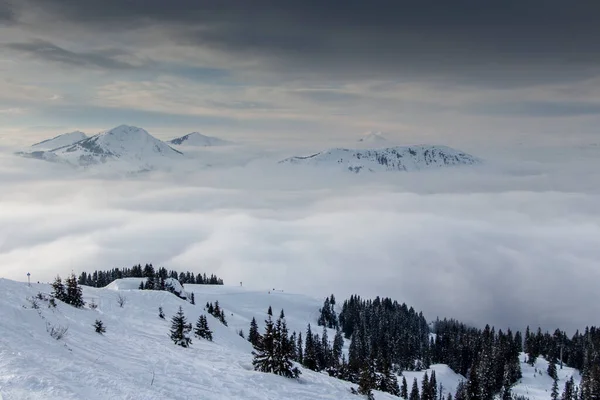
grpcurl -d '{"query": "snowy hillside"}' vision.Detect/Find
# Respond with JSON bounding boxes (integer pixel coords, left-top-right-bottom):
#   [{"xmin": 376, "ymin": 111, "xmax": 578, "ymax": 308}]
[
  {"xmin": 280, "ymin": 145, "xmax": 480, "ymax": 173},
  {"xmin": 30, "ymin": 131, "xmax": 88, "ymax": 150},
  {"xmin": 0, "ymin": 278, "xmax": 397, "ymax": 400},
  {"xmin": 168, "ymin": 132, "xmax": 232, "ymax": 147},
  {"xmin": 0, "ymin": 278, "xmax": 583, "ymax": 400},
  {"xmin": 17, "ymin": 125, "xmax": 184, "ymax": 171},
  {"xmin": 358, "ymin": 131, "xmax": 387, "ymax": 143}
]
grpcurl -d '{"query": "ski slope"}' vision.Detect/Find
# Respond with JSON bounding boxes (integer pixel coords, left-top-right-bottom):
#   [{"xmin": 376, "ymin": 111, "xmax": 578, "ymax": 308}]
[
  {"xmin": 0, "ymin": 278, "xmax": 581, "ymax": 399},
  {"xmin": 0, "ymin": 278, "xmax": 397, "ymax": 400}
]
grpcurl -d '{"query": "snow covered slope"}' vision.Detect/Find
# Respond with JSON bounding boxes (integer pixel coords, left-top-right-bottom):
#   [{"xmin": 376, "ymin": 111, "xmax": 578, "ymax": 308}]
[
  {"xmin": 168, "ymin": 132, "xmax": 232, "ymax": 147},
  {"xmin": 280, "ymin": 145, "xmax": 480, "ymax": 173},
  {"xmin": 0, "ymin": 278, "xmax": 581, "ymax": 400},
  {"xmin": 18, "ymin": 125, "xmax": 184, "ymax": 171},
  {"xmin": 0, "ymin": 278, "xmax": 398, "ymax": 400},
  {"xmin": 30, "ymin": 131, "xmax": 88, "ymax": 150}
]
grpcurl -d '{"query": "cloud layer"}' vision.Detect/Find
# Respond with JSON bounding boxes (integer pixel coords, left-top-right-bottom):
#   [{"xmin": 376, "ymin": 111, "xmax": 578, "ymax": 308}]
[{"xmin": 1, "ymin": 145, "xmax": 599, "ymax": 333}]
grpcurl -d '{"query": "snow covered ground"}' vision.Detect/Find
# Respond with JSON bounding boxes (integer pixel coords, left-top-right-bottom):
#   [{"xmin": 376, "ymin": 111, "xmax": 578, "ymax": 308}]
[
  {"xmin": 0, "ymin": 278, "xmax": 580, "ymax": 400},
  {"xmin": 0, "ymin": 278, "xmax": 399, "ymax": 400}
]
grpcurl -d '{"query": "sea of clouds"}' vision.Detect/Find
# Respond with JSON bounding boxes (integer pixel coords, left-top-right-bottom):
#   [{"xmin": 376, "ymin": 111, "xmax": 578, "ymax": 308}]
[{"xmin": 0, "ymin": 142, "xmax": 599, "ymax": 333}]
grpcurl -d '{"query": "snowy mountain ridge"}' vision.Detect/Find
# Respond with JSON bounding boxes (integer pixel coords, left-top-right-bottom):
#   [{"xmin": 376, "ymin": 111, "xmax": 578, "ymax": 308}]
[
  {"xmin": 168, "ymin": 132, "xmax": 232, "ymax": 147},
  {"xmin": 30, "ymin": 131, "xmax": 88, "ymax": 150},
  {"xmin": 280, "ymin": 145, "xmax": 481, "ymax": 173},
  {"xmin": 18, "ymin": 125, "xmax": 184, "ymax": 171}
]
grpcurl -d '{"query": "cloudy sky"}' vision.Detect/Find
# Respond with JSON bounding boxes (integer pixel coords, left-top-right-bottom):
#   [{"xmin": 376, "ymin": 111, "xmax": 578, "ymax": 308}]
[{"xmin": 2, "ymin": 0, "xmax": 600, "ymax": 145}]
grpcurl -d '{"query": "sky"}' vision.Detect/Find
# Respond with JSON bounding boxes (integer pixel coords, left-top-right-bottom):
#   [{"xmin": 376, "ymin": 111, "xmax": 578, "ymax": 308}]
[{"xmin": 2, "ymin": 0, "xmax": 600, "ymax": 145}]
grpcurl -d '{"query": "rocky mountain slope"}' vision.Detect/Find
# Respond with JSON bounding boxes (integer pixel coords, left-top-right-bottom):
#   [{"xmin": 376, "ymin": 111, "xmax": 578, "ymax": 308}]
[{"xmin": 280, "ymin": 145, "xmax": 480, "ymax": 173}]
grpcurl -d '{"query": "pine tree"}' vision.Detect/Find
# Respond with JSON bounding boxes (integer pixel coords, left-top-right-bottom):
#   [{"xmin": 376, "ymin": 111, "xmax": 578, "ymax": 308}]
[
  {"xmin": 51, "ymin": 275, "xmax": 67, "ymax": 303},
  {"xmin": 273, "ymin": 314, "xmax": 300, "ymax": 378},
  {"xmin": 358, "ymin": 359, "xmax": 377, "ymax": 399},
  {"xmin": 551, "ymin": 378, "xmax": 559, "ymax": 400},
  {"xmin": 410, "ymin": 377, "xmax": 421, "ymax": 400},
  {"xmin": 169, "ymin": 306, "xmax": 192, "ymax": 347},
  {"xmin": 219, "ymin": 309, "xmax": 228, "ymax": 326},
  {"xmin": 248, "ymin": 317, "xmax": 261, "ymax": 347},
  {"xmin": 548, "ymin": 357, "xmax": 558, "ymax": 380},
  {"xmin": 297, "ymin": 332, "xmax": 303, "ymax": 365},
  {"xmin": 401, "ymin": 376, "xmax": 409, "ymax": 399},
  {"xmin": 190, "ymin": 292, "xmax": 195, "ymax": 305},
  {"xmin": 303, "ymin": 324, "xmax": 318, "ymax": 371},
  {"xmin": 65, "ymin": 273, "xmax": 84, "ymax": 308},
  {"xmin": 194, "ymin": 315, "xmax": 213, "ymax": 341},
  {"xmin": 138, "ymin": 281, "xmax": 144, "ymax": 290},
  {"xmin": 379, "ymin": 365, "xmax": 401, "ymax": 397},
  {"xmin": 267, "ymin": 306, "xmax": 273, "ymax": 316},
  {"xmin": 422, "ymin": 371, "xmax": 430, "ymax": 400},
  {"xmin": 93, "ymin": 319, "xmax": 106, "ymax": 334},
  {"xmin": 239, "ymin": 329, "xmax": 245, "ymax": 339},
  {"xmin": 159, "ymin": 306, "xmax": 165, "ymax": 319},
  {"xmin": 562, "ymin": 376, "xmax": 575, "ymax": 400},
  {"xmin": 333, "ymin": 328, "xmax": 344, "ymax": 365},
  {"xmin": 429, "ymin": 370, "xmax": 437, "ymax": 400},
  {"xmin": 252, "ymin": 315, "xmax": 276, "ymax": 373}
]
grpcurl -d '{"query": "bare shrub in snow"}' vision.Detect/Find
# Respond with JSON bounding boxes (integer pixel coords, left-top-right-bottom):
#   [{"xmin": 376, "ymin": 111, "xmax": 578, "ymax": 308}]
[
  {"xmin": 46, "ymin": 323, "xmax": 69, "ymax": 340},
  {"xmin": 117, "ymin": 294, "xmax": 127, "ymax": 308}
]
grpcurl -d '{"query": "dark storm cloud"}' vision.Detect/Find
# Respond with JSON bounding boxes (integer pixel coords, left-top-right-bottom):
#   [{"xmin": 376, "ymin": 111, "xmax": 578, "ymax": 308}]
[
  {"xmin": 0, "ymin": 0, "xmax": 14, "ymax": 22},
  {"xmin": 5, "ymin": 40, "xmax": 136, "ymax": 69},
  {"xmin": 13, "ymin": 0, "xmax": 600, "ymax": 85}
]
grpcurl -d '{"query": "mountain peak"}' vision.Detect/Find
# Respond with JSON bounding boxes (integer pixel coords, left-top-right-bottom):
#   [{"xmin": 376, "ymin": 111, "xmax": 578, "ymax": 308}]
[
  {"xmin": 20, "ymin": 125, "xmax": 184, "ymax": 171},
  {"xmin": 168, "ymin": 132, "xmax": 231, "ymax": 146},
  {"xmin": 280, "ymin": 144, "xmax": 480, "ymax": 173},
  {"xmin": 358, "ymin": 131, "xmax": 387, "ymax": 142}
]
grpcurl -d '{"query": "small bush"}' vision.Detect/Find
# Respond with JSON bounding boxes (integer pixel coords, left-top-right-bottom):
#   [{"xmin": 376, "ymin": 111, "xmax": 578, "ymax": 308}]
[{"xmin": 46, "ymin": 323, "xmax": 69, "ymax": 340}]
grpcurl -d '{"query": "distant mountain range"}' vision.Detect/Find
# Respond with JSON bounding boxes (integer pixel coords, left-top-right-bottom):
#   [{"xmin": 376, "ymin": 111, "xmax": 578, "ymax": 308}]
[
  {"xmin": 280, "ymin": 145, "xmax": 480, "ymax": 173},
  {"xmin": 168, "ymin": 132, "xmax": 232, "ymax": 147},
  {"xmin": 16, "ymin": 126, "xmax": 481, "ymax": 174},
  {"xmin": 19, "ymin": 125, "xmax": 183, "ymax": 171}
]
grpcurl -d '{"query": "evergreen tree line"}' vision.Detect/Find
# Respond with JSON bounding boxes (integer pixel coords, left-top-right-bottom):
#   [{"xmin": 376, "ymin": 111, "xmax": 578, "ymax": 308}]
[
  {"xmin": 338, "ymin": 295, "xmax": 431, "ymax": 371},
  {"xmin": 432, "ymin": 318, "xmax": 522, "ymax": 400},
  {"xmin": 205, "ymin": 301, "xmax": 228, "ymax": 326},
  {"xmin": 52, "ymin": 274, "xmax": 85, "ymax": 308},
  {"xmin": 317, "ymin": 294, "xmax": 339, "ymax": 329},
  {"xmin": 251, "ymin": 309, "xmax": 300, "ymax": 378},
  {"xmin": 169, "ymin": 306, "xmax": 214, "ymax": 347},
  {"xmin": 523, "ymin": 325, "xmax": 600, "ymax": 372},
  {"xmin": 77, "ymin": 263, "xmax": 223, "ymax": 288}
]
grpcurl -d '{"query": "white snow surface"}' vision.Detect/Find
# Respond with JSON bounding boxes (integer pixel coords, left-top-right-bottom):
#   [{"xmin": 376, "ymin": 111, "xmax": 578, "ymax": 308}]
[
  {"xmin": 30, "ymin": 131, "xmax": 88, "ymax": 150},
  {"xmin": 168, "ymin": 132, "xmax": 232, "ymax": 147},
  {"xmin": 0, "ymin": 278, "xmax": 402, "ymax": 400},
  {"xmin": 17, "ymin": 125, "xmax": 184, "ymax": 172},
  {"xmin": 512, "ymin": 354, "xmax": 581, "ymax": 399},
  {"xmin": 280, "ymin": 145, "xmax": 481, "ymax": 173}
]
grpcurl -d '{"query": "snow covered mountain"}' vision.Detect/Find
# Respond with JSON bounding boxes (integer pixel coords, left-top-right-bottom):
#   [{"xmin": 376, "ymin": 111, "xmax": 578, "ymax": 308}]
[
  {"xmin": 358, "ymin": 131, "xmax": 387, "ymax": 143},
  {"xmin": 19, "ymin": 125, "xmax": 184, "ymax": 171},
  {"xmin": 280, "ymin": 145, "xmax": 481, "ymax": 173},
  {"xmin": 30, "ymin": 131, "xmax": 88, "ymax": 150},
  {"xmin": 0, "ymin": 278, "xmax": 580, "ymax": 400},
  {"xmin": 168, "ymin": 132, "xmax": 232, "ymax": 147}
]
